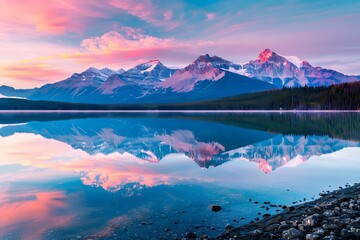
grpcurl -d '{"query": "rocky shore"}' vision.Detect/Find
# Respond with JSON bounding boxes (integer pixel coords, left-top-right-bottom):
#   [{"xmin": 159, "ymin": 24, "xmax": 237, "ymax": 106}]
[
  {"xmin": 215, "ymin": 183, "xmax": 360, "ymax": 240},
  {"xmin": 184, "ymin": 183, "xmax": 360, "ymax": 240}
]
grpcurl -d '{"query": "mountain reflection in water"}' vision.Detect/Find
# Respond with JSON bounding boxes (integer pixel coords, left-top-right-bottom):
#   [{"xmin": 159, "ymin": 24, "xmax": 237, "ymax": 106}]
[{"xmin": 0, "ymin": 113, "xmax": 360, "ymax": 240}]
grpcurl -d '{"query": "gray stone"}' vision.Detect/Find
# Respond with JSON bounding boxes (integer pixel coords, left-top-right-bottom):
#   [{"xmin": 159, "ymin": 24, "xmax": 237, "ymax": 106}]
[
  {"xmin": 185, "ymin": 231, "xmax": 196, "ymax": 238},
  {"xmin": 306, "ymin": 233, "xmax": 320, "ymax": 240},
  {"xmin": 350, "ymin": 227, "xmax": 360, "ymax": 237},
  {"xmin": 333, "ymin": 207, "xmax": 341, "ymax": 214},
  {"xmin": 323, "ymin": 224, "xmax": 339, "ymax": 230},
  {"xmin": 253, "ymin": 229, "xmax": 263, "ymax": 235},
  {"xmin": 282, "ymin": 228, "xmax": 302, "ymax": 239},
  {"xmin": 312, "ymin": 227, "xmax": 325, "ymax": 236},
  {"xmin": 303, "ymin": 214, "xmax": 320, "ymax": 227},
  {"xmin": 225, "ymin": 224, "xmax": 233, "ymax": 230},
  {"xmin": 323, "ymin": 236, "xmax": 338, "ymax": 240},
  {"xmin": 350, "ymin": 220, "xmax": 360, "ymax": 228},
  {"xmin": 340, "ymin": 229, "xmax": 353, "ymax": 238},
  {"xmin": 266, "ymin": 224, "xmax": 279, "ymax": 231},
  {"xmin": 323, "ymin": 210, "xmax": 335, "ymax": 217},
  {"xmin": 298, "ymin": 224, "xmax": 310, "ymax": 232}
]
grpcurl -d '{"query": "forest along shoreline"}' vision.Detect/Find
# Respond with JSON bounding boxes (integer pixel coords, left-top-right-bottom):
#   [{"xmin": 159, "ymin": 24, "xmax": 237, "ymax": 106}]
[{"xmin": 215, "ymin": 183, "xmax": 360, "ymax": 240}]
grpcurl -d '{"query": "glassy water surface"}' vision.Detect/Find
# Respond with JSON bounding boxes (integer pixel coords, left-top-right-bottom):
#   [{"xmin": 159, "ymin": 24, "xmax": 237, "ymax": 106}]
[{"xmin": 1, "ymin": 112, "xmax": 360, "ymax": 239}]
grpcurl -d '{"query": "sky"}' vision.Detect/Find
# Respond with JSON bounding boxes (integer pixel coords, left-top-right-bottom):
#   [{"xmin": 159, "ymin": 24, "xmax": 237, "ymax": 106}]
[{"xmin": 0, "ymin": 0, "xmax": 359, "ymax": 88}]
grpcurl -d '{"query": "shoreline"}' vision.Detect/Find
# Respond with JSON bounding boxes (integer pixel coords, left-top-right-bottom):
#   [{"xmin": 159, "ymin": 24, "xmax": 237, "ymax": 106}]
[
  {"xmin": 214, "ymin": 183, "xmax": 360, "ymax": 240},
  {"xmin": 0, "ymin": 110, "xmax": 359, "ymax": 113}
]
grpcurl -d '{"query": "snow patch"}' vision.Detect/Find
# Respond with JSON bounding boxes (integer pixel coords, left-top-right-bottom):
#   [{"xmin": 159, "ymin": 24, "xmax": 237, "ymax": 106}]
[
  {"xmin": 282, "ymin": 55, "xmax": 303, "ymax": 68},
  {"xmin": 224, "ymin": 67, "xmax": 250, "ymax": 76},
  {"xmin": 0, "ymin": 94, "xmax": 27, "ymax": 99},
  {"xmin": 140, "ymin": 61, "xmax": 159, "ymax": 73}
]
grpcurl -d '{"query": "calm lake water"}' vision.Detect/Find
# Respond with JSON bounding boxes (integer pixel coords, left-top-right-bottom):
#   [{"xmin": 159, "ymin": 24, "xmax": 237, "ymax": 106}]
[{"xmin": 1, "ymin": 112, "xmax": 360, "ymax": 240}]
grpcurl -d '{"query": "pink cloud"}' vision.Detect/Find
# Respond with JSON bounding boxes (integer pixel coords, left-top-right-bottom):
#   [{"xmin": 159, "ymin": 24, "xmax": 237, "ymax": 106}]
[
  {"xmin": 206, "ymin": 13, "xmax": 217, "ymax": 21},
  {"xmin": 80, "ymin": 28, "xmax": 180, "ymax": 53},
  {"xmin": 0, "ymin": 63, "xmax": 70, "ymax": 88},
  {"xmin": 63, "ymin": 28, "xmax": 191, "ymax": 67},
  {"xmin": 0, "ymin": 0, "xmax": 107, "ymax": 35}
]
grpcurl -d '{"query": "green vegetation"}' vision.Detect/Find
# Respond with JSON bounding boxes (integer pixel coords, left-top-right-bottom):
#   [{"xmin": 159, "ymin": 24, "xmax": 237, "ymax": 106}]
[
  {"xmin": 176, "ymin": 82, "xmax": 360, "ymax": 110},
  {"xmin": 1, "ymin": 81, "xmax": 360, "ymax": 110}
]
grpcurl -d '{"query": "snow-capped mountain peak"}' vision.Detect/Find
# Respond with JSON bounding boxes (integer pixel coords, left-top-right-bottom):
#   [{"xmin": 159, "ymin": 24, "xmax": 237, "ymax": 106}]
[
  {"xmin": 118, "ymin": 68, "xmax": 125, "ymax": 74},
  {"xmin": 100, "ymin": 67, "xmax": 118, "ymax": 76},
  {"xmin": 127, "ymin": 60, "xmax": 163, "ymax": 74},
  {"xmin": 193, "ymin": 54, "xmax": 212, "ymax": 63},
  {"xmin": 85, "ymin": 67, "xmax": 99, "ymax": 73},
  {"xmin": 258, "ymin": 48, "xmax": 274, "ymax": 63},
  {"xmin": 300, "ymin": 60, "xmax": 313, "ymax": 68},
  {"xmin": 139, "ymin": 60, "xmax": 161, "ymax": 73},
  {"xmin": 243, "ymin": 49, "xmax": 308, "ymax": 87}
]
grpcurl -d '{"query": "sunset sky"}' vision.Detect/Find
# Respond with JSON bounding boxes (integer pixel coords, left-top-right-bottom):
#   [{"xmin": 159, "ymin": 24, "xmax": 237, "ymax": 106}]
[{"xmin": 0, "ymin": 0, "xmax": 359, "ymax": 88}]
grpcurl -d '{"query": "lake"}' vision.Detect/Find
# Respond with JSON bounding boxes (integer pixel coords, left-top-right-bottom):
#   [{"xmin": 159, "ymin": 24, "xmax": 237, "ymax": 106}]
[{"xmin": 0, "ymin": 112, "xmax": 360, "ymax": 240}]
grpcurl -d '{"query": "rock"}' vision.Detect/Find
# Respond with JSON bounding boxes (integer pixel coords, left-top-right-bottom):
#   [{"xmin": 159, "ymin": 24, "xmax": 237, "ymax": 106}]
[
  {"xmin": 323, "ymin": 236, "xmax": 338, "ymax": 240},
  {"xmin": 225, "ymin": 224, "xmax": 233, "ymax": 230},
  {"xmin": 312, "ymin": 227, "xmax": 325, "ymax": 236},
  {"xmin": 322, "ymin": 223, "xmax": 339, "ymax": 230},
  {"xmin": 282, "ymin": 228, "xmax": 302, "ymax": 239},
  {"xmin": 286, "ymin": 206, "xmax": 295, "ymax": 211},
  {"xmin": 266, "ymin": 224, "xmax": 279, "ymax": 231},
  {"xmin": 350, "ymin": 227, "xmax": 360, "ymax": 237},
  {"xmin": 349, "ymin": 203, "xmax": 358, "ymax": 210},
  {"xmin": 211, "ymin": 205, "xmax": 222, "ymax": 212},
  {"xmin": 314, "ymin": 206, "xmax": 322, "ymax": 212},
  {"xmin": 253, "ymin": 229, "xmax": 263, "ymax": 235},
  {"xmin": 323, "ymin": 210, "xmax": 335, "ymax": 217},
  {"xmin": 185, "ymin": 231, "xmax": 196, "ymax": 238},
  {"xmin": 303, "ymin": 214, "xmax": 320, "ymax": 227},
  {"xmin": 340, "ymin": 229, "xmax": 352, "ymax": 238},
  {"xmin": 200, "ymin": 234, "xmax": 209, "ymax": 240},
  {"xmin": 350, "ymin": 220, "xmax": 360, "ymax": 228},
  {"xmin": 298, "ymin": 224, "xmax": 310, "ymax": 232},
  {"xmin": 334, "ymin": 207, "xmax": 341, "ymax": 214},
  {"xmin": 306, "ymin": 233, "xmax": 320, "ymax": 240}
]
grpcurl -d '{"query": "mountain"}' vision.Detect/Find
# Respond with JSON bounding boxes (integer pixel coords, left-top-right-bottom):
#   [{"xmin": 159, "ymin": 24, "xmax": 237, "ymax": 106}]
[
  {"xmin": 242, "ymin": 49, "xmax": 360, "ymax": 87},
  {"xmin": 97, "ymin": 60, "xmax": 176, "ymax": 95},
  {"xmin": 0, "ymin": 50, "xmax": 358, "ymax": 104},
  {"xmin": 0, "ymin": 85, "xmax": 37, "ymax": 98},
  {"xmin": 2, "ymin": 55, "xmax": 276, "ymax": 104},
  {"xmin": 29, "ymin": 67, "xmax": 115, "ymax": 102},
  {"xmin": 141, "ymin": 54, "xmax": 277, "ymax": 103}
]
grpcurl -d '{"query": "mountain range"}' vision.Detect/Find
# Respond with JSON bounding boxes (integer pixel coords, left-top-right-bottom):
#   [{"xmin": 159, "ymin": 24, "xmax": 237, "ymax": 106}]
[{"xmin": 1, "ymin": 49, "xmax": 359, "ymax": 104}]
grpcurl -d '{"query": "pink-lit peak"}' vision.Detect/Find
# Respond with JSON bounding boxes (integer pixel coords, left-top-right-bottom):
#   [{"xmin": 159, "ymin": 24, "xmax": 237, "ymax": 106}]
[{"xmin": 258, "ymin": 48, "xmax": 275, "ymax": 63}]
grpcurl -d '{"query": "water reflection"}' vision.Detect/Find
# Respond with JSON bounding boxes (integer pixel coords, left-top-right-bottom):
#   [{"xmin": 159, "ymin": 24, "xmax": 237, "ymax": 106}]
[
  {"xmin": 0, "ymin": 113, "xmax": 360, "ymax": 239},
  {"xmin": 1, "ymin": 114, "xmax": 359, "ymax": 174}
]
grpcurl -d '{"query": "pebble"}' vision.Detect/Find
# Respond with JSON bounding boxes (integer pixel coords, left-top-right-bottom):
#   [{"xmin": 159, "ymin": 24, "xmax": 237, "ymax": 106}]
[
  {"xmin": 185, "ymin": 231, "xmax": 196, "ymax": 238},
  {"xmin": 282, "ymin": 228, "xmax": 302, "ymax": 239},
  {"xmin": 211, "ymin": 205, "xmax": 222, "ymax": 212}
]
